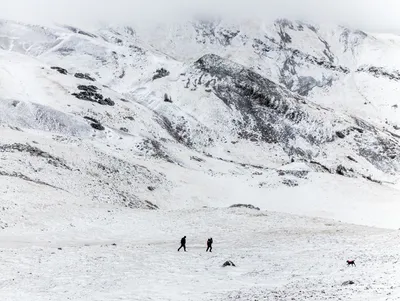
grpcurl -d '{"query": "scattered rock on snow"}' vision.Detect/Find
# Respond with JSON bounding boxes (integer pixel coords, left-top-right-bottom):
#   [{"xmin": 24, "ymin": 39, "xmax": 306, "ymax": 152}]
[
  {"xmin": 153, "ymin": 68, "xmax": 170, "ymax": 80},
  {"xmin": 51, "ymin": 66, "xmax": 68, "ymax": 75},
  {"xmin": 342, "ymin": 280, "xmax": 355, "ymax": 286},
  {"xmin": 230, "ymin": 204, "xmax": 260, "ymax": 211},
  {"xmin": 72, "ymin": 85, "xmax": 115, "ymax": 106},
  {"xmin": 90, "ymin": 123, "xmax": 105, "ymax": 131},
  {"xmin": 282, "ymin": 178, "xmax": 299, "ymax": 187},
  {"xmin": 164, "ymin": 93, "xmax": 173, "ymax": 103},
  {"xmin": 190, "ymin": 156, "xmax": 204, "ymax": 162},
  {"xmin": 222, "ymin": 260, "xmax": 236, "ymax": 267},
  {"xmin": 145, "ymin": 200, "xmax": 159, "ymax": 210},
  {"xmin": 74, "ymin": 72, "xmax": 96, "ymax": 81}
]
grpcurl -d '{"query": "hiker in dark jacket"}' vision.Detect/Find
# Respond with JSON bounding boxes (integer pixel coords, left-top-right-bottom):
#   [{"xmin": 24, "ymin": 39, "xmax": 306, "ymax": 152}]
[
  {"xmin": 206, "ymin": 238, "xmax": 213, "ymax": 252},
  {"xmin": 178, "ymin": 236, "xmax": 187, "ymax": 252}
]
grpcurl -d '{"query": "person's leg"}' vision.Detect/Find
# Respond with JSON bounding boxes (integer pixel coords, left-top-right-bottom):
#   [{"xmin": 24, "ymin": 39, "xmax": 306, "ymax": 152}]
[
  {"xmin": 184, "ymin": 245, "xmax": 187, "ymax": 251},
  {"xmin": 178, "ymin": 245, "xmax": 182, "ymax": 251}
]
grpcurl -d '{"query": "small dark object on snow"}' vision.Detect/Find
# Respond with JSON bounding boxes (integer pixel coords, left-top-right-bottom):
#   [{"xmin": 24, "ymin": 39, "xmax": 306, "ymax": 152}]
[
  {"xmin": 347, "ymin": 260, "xmax": 356, "ymax": 267},
  {"xmin": 147, "ymin": 186, "xmax": 155, "ymax": 191},
  {"xmin": 178, "ymin": 236, "xmax": 186, "ymax": 252},
  {"xmin": 164, "ymin": 93, "xmax": 173, "ymax": 103},
  {"xmin": 230, "ymin": 204, "xmax": 260, "ymax": 211},
  {"xmin": 58, "ymin": 247, "xmax": 62, "ymax": 250},
  {"xmin": 342, "ymin": 280, "xmax": 355, "ymax": 286},
  {"xmin": 77, "ymin": 85, "xmax": 98, "ymax": 92},
  {"xmin": 120, "ymin": 127, "xmax": 129, "ymax": 133},
  {"xmin": 74, "ymin": 72, "xmax": 96, "ymax": 81},
  {"xmin": 111, "ymin": 243, "xmax": 117, "ymax": 246},
  {"xmin": 153, "ymin": 68, "xmax": 170, "ymax": 80},
  {"xmin": 222, "ymin": 260, "xmax": 236, "ymax": 267},
  {"xmin": 91, "ymin": 123, "xmax": 105, "ymax": 131},
  {"xmin": 190, "ymin": 156, "xmax": 204, "ymax": 162},
  {"xmin": 51, "ymin": 66, "xmax": 68, "ymax": 75},
  {"xmin": 84, "ymin": 116, "xmax": 100, "ymax": 124},
  {"xmin": 336, "ymin": 131, "xmax": 346, "ymax": 139}
]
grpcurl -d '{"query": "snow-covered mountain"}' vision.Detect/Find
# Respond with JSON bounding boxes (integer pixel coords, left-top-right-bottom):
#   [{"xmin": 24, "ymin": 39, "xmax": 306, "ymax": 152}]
[
  {"xmin": 1, "ymin": 18, "xmax": 399, "ymax": 210},
  {"xmin": 1, "ymin": 17, "xmax": 400, "ymax": 300}
]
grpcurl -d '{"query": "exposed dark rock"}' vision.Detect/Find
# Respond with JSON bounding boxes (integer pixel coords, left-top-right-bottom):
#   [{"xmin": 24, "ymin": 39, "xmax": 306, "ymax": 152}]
[
  {"xmin": 190, "ymin": 156, "xmax": 204, "ymax": 162},
  {"xmin": 362, "ymin": 175, "xmax": 382, "ymax": 184},
  {"xmin": 138, "ymin": 139, "xmax": 174, "ymax": 163},
  {"xmin": 51, "ymin": 66, "xmax": 68, "ymax": 75},
  {"xmin": 63, "ymin": 25, "xmax": 97, "ymax": 38},
  {"xmin": 72, "ymin": 85, "xmax": 114, "ymax": 106},
  {"xmin": 347, "ymin": 156, "xmax": 358, "ymax": 163},
  {"xmin": 153, "ymin": 68, "xmax": 170, "ymax": 80},
  {"xmin": 222, "ymin": 260, "xmax": 236, "ymax": 267},
  {"xmin": 0, "ymin": 143, "xmax": 71, "ymax": 170},
  {"xmin": 145, "ymin": 200, "xmax": 159, "ymax": 210},
  {"xmin": 278, "ymin": 170, "xmax": 309, "ymax": 178},
  {"xmin": 309, "ymin": 161, "xmax": 331, "ymax": 173},
  {"xmin": 78, "ymin": 85, "xmax": 98, "ymax": 93},
  {"xmin": 164, "ymin": 93, "xmax": 173, "ymax": 103},
  {"xmin": 342, "ymin": 280, "xmax": 355, "ymax": 286},
  {"xmin": 0, "ymin": 170, "xmax": 63, "ymax": 190},
  {"xmin": 124, "ymin": 116, "xmax": 135, "ymax": 121},
  {"xmin": 357, "ymin": 66, "xmax": 400, "ymax": 81},
  {"xmin": 336, "ymin": 165, "xmax": 353, "ymax": 177},
  {"xmin": 282, "ymin": 179, "xmax": 299, "ymax": 187},
  {"xmin": 158, "ymin": 116, "xmax": 193, "ymax": 147},
  {"xmin": 91, "ymin": 123, "xmax": 105, "ymax": 131},
  {"xmin": 120, "ymin": 127, "xmax": 129, "ymax": 133},
  {"xmin": 147, "ymin": 186, "xmax": 155, "ymax": 191},
  {"xmin": 336, "ymin": 131, "xmax": 346, "ymax": 139},
  {"xmin": 230, "ymin": 204, "xmax": 260, "ymax": 210},
  {"xmin": 84, "ymin": 116, "xmax": 100, "ymax": 124},
  {"xmin": 74, "ymin": 73, "xmax": 96, "ymax": 81}
]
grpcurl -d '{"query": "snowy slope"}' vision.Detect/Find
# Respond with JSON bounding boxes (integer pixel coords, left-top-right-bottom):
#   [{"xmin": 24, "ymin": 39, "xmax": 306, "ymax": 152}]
[{"xmin": 0, "ymin": 17, "xmax": 400, "ymax": 300}]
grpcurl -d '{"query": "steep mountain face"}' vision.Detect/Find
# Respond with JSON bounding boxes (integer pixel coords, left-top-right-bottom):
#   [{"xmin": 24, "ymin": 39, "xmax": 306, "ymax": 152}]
[{"xmin": 0, "ymin": 18, "xmax": 399, "ymax": 215}]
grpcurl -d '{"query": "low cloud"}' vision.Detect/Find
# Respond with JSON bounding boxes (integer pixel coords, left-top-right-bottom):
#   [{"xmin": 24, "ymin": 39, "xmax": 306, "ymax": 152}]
[{"xmin": 1, "ymin": 0, "xmax": 400, "ymax": 33}]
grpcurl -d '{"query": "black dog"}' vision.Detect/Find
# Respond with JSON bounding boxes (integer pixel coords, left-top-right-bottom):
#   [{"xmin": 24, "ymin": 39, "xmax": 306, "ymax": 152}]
[{"xmin": 347, "ymin": 260, "xmax": 356, "ymax": 267}]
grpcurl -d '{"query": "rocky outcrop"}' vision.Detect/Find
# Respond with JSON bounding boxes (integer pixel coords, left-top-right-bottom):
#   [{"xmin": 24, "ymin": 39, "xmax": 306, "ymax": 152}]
[
  {"xmin": 357, "ymin": 66, "xmax": 400, "ymax": 81},
  {"xmin": 51, "ymin": 66, "xmax": 68, "ymax": 75},
  {"xmin": 153, "ymin": 68, "xmax": 170, "ymax": 80},
  {"xmin": 72, "ymin": 85, "xmax": 115, "ymax": 106},
  {"xmin": 230, "ymin": 204, "xmax": 260, "ymax": 210},
  {"xmin": 74, "ymin": 73, "xmax": 96, "ymax": 81}
]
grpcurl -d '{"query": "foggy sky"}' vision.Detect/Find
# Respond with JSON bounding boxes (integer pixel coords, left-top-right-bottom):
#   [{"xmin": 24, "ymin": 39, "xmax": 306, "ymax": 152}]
[{"xmin": 2, "ymin": 0, "xmax": 400, "ymax": 33}]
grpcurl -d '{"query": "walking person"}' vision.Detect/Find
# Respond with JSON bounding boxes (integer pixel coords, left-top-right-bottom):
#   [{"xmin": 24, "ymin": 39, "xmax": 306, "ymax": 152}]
[
  {"xmin": 206, "ymin": 238, "xmax": 213, "ymax": 252},
  {"xmin": 178, "ymin": 236, "xmax": 187, "ymax": 252}
]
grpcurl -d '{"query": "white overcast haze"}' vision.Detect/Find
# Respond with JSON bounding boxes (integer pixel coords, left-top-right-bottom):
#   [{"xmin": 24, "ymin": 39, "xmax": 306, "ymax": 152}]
[{"xmin": 2, "ymin": 0, "xmax": 400, "ymax": 34}]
